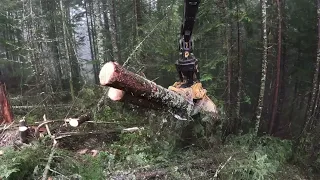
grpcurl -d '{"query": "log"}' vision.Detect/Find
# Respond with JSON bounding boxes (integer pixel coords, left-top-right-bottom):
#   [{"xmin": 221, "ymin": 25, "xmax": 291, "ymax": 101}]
[
  {"xmin": 68, "ymin": 113, "xmax": 91, "ymax": 127},
  {"xmin": 99, "ymin": 62, "xmax": 218, "ymax": 119},
  {"xmin": 0, "ymin": 83, "xmax": 13, "ymax": 124},
  {"xmin": 99, "ymin": 62, "xmax": 195, "ymax": 118},
  {"xmin": 108, "ymin": 87, "xmax": 162, "ymax": 110}
]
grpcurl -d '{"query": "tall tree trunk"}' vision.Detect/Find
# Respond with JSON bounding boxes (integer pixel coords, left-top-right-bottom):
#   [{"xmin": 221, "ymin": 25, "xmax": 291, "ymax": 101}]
[
  {"xmin": 47, "ymin": 0, "xmax": 63, "ymax": 90},
  {"xmin": 221, "ymin": 0, "xmax": 233, "ymax": 140},
  {"xmin": 275, "ymin": 0, "xmax": 287, "ymax": 136},
  {"xmin": 66, "ymin": 2, "xmax": 81, "ymax": 93},
  {"xmin": 224, "ymin": 0, "xmax": 231, "ymax": 118},
  {"xmin": 134, "ymin": 0, "xmax": 143, "ymax": 37},
  {"xmin": 102, "ymin": 0, "xmax": 112, "ymax": 61},
  {"xmin": 269, "ymin": 0, "xmax": 282, "ymax": 134},
  {"xmin": 88, "ymin": 0, "xmax": 98, "ymax": 70},
  {"xmin": 235, "ymin": 0, "xmax": 242, "ymax": 133},
  {"xmin": 254, "ymin": 0, "xmax": 268, "ymax": 136},
  {"xmin": 106, "ymin": 0, "xmax": 121, "ymax": 63},
  {"xmin": 93, "ymin": 0, "xmax": 105, "ymax": 68},
  {"xmin": 85, "ymin": 0, "xmax": 99, "ymax": 84},
  {"xmin": 59, "ymin": 0, "xmax": 75, "ymax": 101},
  {"xmin": 303, "ymin": 0, "xmax": 320, "ymax": 133}
]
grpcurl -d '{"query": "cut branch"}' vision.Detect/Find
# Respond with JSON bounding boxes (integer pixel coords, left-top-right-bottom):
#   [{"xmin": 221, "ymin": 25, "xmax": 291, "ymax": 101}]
[
  {"xmin": 68, "ymin": 113, "xmax": 91, "ymax": 127},
  {"xmin": 12, "ymin": 104, "xmax": 71, "ymax": 109},
  {"xmin": 54, "ymin": 127, "xmax": 142, "ymax": 140}
]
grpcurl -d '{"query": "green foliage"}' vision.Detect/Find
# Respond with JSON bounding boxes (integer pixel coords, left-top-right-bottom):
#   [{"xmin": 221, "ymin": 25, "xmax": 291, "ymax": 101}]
[
  {"xmin": 107, "ymin": 130, "xmax": 155, "ymax": 167},
  {"xmin": 229, "ymin": 150, "xmax": 277, "ymax": 179},
  {"xmin": 75, "ymin": 86, "xmax": 101, "ymax": 109},
  {"xmin": 69, "ymin": 153, "xmax": 109, "ymax": 180},
  {"xmin": 0, "ymin": 145, "xmax": 48, "ymax": 180},
  {"xmin": 218, "ymin": 134, "xmax": 293, "ymax": 180}
]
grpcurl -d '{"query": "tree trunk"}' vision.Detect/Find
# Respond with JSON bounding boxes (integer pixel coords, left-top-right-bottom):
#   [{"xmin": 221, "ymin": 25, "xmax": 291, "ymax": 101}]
[
  {"xmin": 303, "ymin": 0, "xmax": 320, "ymax": 132},
  {"xmin": 254, "ymin": 0, "xmax": 268, "ymax": 135},
  {"xmin": 101, "ymin": 0, "xmax": 112, "ymax": 61},
  {"xmin": 225, "ymin": 0, "xmax": 232, "ymax": 117},
  {"xmin": 269, "ymin": 0, "xmax": 282, "ymax": 134},
  {"xmin": 276, "ymin": 0, "xmax": 287, "ymax": 132},
  {"xmin": 0, "ymin": 83, "xmax": 13, "ymax": 124},
  {"xmin": 235, "ymin": 0, "xmax": 242, "ymax": 133},
  {"xmin": 59, "ymin": 0, "xmax": 75, "ymax": 101},
  {"xmin": 46, "ymin": 0, "xmax": 62, "ymax": 90},
  {"xmin": 85, "ymin": 0, "xmax": 99, "ymax": 84},
  {"xmin": 66, "ymin": 1, "xmax": 81, "ymax": 93},
  {"xmin": 99, "ymin": 62, "xmax": 218, "ymax": 120},
  {"xmin": 134, "ymin": 0, "xmax": 143, "ymax": 37},
  {"xmin": 106, "ymin": 0, "xmax": 121, "ymax": 62},
  {"xmin": 93, "ymin": 0, "xmax": 105, "ymax": 68}
]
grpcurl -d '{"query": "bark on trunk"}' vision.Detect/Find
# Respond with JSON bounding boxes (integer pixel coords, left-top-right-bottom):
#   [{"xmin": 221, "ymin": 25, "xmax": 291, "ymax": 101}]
[
  {"xmin": 276, "ymin": 0, "xmax": 287, "ymax": 136},
  {"xmin": 269, "ymin": 0, "xmax": 282, "ymax": 135},
  {"xmin": 59, "ymin": 0, "xmax": 75, "ymax": 101},
  {"xmin": 0, "ymin": 83, "xmax": 14, "ymax": 124},
  {"xmin": 108, "ymin": 87, "xmax": 162, "ymax": 110},
  {"xmin": 85, "ymin": 0, "xmax": 99, "ymax": 84},
  {"xmin": 254, "ymin": 0, "xmax": 268, "ymax": 135},
  {"xmin": 235, "ymin": 0, "xmax": 242, "ymax": 132},
  {"xmin": 225, "ymin": 0, "xmax": 232, "ymax": 116},
  {"xmin": 106, "ymin": 0, "xmax": 121, "ymax": 62},
  {"xmin": 304, "ymin": 0, "xmax": 320, "ymax": 132},
  {"xmin": 93, "ymin": 0, "xmax": 105, "ymax": 67},
  {"xmin": 99, "ymin": 62, "xmax": 218, "ymax": 119}
]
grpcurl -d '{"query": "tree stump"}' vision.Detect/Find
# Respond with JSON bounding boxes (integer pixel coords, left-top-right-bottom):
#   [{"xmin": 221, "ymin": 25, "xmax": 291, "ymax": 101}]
[{"xmin": 0, "ymin": 82, "xmax": 14, "ymax": 124}]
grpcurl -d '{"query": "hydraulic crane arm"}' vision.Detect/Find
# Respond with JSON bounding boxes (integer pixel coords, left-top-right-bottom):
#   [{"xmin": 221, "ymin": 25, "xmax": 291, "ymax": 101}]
[
  {"xmin": 180, "ymin": 0, "xmax": 200, "ymax": 44},
  {"xmin": 175, "ymin": 0, "xmax": 201, "ymax": 87}
]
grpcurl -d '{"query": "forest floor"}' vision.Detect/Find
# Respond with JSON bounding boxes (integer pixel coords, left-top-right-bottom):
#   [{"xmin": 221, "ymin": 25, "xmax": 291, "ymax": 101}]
[{"xmin": 0, "ymin": 87, "xmax": 317, "ymax": 179}]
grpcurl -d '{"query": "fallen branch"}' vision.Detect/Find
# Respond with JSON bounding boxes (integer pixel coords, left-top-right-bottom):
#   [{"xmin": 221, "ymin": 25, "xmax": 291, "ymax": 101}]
[
  {"xmin": 67, "ymin": 113, "xmax": 91, "ymax": 127},
  {"xmin": 213, "ymin": 156, "xmax": 232, "ymax": 179},
  {"xmin": 43, "ymin": 115, "xmax": 52, "ymax": 137},
  {"xmin": 0, "ymin": 122, "xmax": 15, "ymax": 132},
  {"xmin": 41, "ymin": 142, "xmax": 57, "ymax": 180},
  {"xmin": 54, "ymin": 127, "xmax": 143, "ymax": 140},
  {"xmin": 34, "ymin": 120, "xmax": 65, "ymax": 138},
  {"xmin": 12, "ymin": 104, "xmax": 72, "ymax": 109}
]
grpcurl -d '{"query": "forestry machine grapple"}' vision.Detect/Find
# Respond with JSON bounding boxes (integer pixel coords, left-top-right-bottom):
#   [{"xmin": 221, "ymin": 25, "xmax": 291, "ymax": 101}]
[
  {"xmin": 176, "ymin": 0, "xmax": 201, "ymax": 86},
  {"xmin": 169, "ymin": 0, "xmax": 212, "ymax": 106}
]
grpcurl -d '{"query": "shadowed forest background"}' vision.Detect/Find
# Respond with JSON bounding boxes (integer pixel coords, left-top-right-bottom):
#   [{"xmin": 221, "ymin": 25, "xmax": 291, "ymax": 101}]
[{"xmin": 1, "ymin": 0, "xmax": 320, "ymax": 179}]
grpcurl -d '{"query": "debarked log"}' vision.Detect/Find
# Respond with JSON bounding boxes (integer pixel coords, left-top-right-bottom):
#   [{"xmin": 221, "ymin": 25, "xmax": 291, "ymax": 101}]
[{"xmin": 99, "ymin": 61, "xmax": 218, "ymax": 119}]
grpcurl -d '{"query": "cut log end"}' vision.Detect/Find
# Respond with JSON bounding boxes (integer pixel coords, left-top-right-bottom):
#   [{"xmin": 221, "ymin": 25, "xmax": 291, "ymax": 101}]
[
  {"xmin": 108, "ymin": 88, "xmax": 125, "ymax": 101},
  {"xmin": 69, "ymin": 118, "xmax": 80, "ymax": 127},
  {"xmin": 99, "ymin": 62, "xmax": 116, "ymax": 86},
  {"xmin": 68, "ymin": 114, "xmax": 91, "ymax": 127}
]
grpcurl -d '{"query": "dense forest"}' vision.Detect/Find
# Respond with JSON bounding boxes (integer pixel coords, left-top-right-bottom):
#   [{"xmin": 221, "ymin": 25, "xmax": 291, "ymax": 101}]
[{"xmin": 1, "ymin": 0, "xmax": 320, "ymax": 179}]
